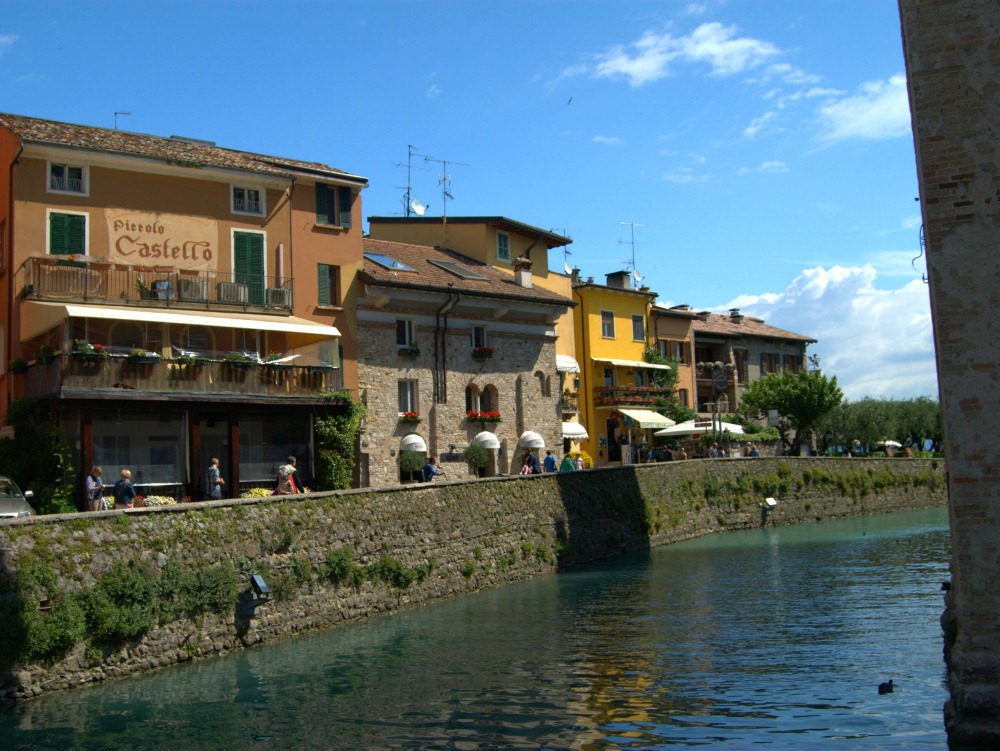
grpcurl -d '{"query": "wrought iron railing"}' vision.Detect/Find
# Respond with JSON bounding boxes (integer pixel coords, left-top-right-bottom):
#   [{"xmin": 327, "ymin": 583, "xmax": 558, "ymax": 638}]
[{"xmin": 592, "ymin": 385, "xmax": 671, "ymax": 406}]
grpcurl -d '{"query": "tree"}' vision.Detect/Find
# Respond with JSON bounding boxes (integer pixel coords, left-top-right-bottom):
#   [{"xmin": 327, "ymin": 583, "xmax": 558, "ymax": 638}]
[
  {"xmin": 817, "ymin": 396, "xmax": 942, "ymax": 454},
  {"xmin": 737, "ymin": 370, "xmax": 843, "ymax": 454}
]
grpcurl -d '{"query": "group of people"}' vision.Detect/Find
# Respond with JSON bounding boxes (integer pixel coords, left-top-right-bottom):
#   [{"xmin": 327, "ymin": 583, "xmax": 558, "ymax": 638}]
[
  {"xmin": 84, "ymin": 466, "xmax": 137, "ymax": 510},
  {"xmin": 540, "ymin": 450, "xmax": 583, "ymax": 473}
]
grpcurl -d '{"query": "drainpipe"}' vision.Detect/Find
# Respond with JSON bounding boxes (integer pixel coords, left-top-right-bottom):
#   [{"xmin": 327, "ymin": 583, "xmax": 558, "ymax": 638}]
[
  {"xmin": 5, "ymin": 142, "xmax": 23, "ymax": 410},
  {"xmin": 433, "ymin": 292, "xmax": 460, "ymax": 404}
]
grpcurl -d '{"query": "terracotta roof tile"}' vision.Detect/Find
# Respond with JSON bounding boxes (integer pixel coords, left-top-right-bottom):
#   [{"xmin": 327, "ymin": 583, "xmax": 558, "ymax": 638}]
[
  {"xmin": 0, "ymin": 112, "xmax": 365, "ymax": 183},
  {"xmin": 692, "ymin": 311, "xmax": 816, "ymax": 343},
  {"xmin": 361, "ymin": 238, "xmax": 573, "ymax": 307}
]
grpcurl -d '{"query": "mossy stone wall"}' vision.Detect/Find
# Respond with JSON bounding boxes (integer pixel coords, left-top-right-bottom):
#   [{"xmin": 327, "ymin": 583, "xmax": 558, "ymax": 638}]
[{"xmin": 0, "ymin": 457, "xmax": 945, "ymax": 699}]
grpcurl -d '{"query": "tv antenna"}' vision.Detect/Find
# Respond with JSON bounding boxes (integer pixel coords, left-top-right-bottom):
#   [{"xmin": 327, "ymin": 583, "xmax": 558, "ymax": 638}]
[
  {"xmin": 114, "ymin": 111, "xmax": 131, "ymax": 130},
  {"xmin": 394, "ymin": 144, "xmax": 431, "ymax": 217},
  {"xmin": 424, "ymin": 154, "xmax": 469, "ymax": 219},
  {"xmin": 619, "ymin": 221, "xmax": 645, "ymax": 281}
]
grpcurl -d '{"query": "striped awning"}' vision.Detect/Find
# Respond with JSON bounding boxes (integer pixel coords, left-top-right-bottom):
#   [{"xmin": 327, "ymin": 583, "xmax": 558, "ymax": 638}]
[
  {"xmin": 556, "ymin": 354, "xmax": 581, "ymax": 373},
  {"xmin": 592, "ymin": 357, "xmax": 671, "ymax": 371},
  {"xmin": 618, "ymin": 408, "xmax": 675, "ymax": 430},
  {"xmin": 562, "ymin": 421, "xmax": 589, "ymax": 440}
]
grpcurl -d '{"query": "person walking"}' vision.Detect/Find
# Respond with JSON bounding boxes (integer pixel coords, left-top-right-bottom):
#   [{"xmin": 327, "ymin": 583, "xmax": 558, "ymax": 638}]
[
  {"xmin": 85, "ymin": 466, "xmax": 105, "ymax": 511},
  {"xmin": 526, "ymin": 450, "xmax": 542, "ymax": 475},
  {"xmin": 208, "ymin": 457, "xmax": 225, "ymax": 499},
  {"xmin": 113, "ymin": 469, "xmax": 136, "ymax": 509},
  {"xmin": 559, "ymin": 454, "xmax": 575, "ymax": 471},
  {"xmin": 286, "ymin": 456, "xmax": 304, "ymax": 493},
  {"xmin": 543, "ymin": 450, "xmax": 557, "ymax": 473},
  {"xmin": 575, "ymin": 455, "xmax": 584, "ymax": 471}
]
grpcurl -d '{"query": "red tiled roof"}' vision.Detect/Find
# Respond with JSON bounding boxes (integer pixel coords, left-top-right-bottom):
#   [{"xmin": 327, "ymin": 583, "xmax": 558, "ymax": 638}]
[
  {"xmin": 361, "ymin": 238, "xmax": 574, "ymax": 307},
  {"xmin": 692, "ymin": 311, "xmax": 816, "ymax": 343},
  {"xmin": 0, "ymin": 112, "xmax": 366, "ymax": 184}
]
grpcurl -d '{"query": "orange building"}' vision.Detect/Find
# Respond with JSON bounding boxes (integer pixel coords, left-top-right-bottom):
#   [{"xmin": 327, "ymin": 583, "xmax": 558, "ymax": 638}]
[{"xmin": 0, "ymin": 113, "xmax": 366, "ymax": 502}]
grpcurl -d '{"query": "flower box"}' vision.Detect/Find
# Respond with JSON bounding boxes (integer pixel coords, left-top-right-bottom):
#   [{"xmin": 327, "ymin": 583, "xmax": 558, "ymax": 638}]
[
  {"xmin": 466, "ymin": 410, "xmax": 502, "ymax": 424},
  {"xmin": 399, "ymin": 412, "xmax": 421, "ymax": 424},
  {"xmin": 471, "ymin": 346, "xmax": 494, "ymax": 360},
  {"xmin": 398, "ymin": 347, "xmax": 421, "ymax": 358}
]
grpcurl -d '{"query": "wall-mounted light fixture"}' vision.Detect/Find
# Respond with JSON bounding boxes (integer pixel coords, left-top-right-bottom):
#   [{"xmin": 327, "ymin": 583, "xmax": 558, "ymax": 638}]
[{"xmin": 250, "ymin": 574, "xmax": 271, "ymax": 599}]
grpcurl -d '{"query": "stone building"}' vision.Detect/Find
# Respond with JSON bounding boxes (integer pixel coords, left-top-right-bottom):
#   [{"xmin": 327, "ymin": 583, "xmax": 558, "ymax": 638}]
[
  {"xmin": 689, "ymin": 308, "xmax": 816, "ymax": 414},
  {"xmin": 898, "ymin": 0, "xmax": 1000, "ymax": 743},
  {"xmin": 356, "ymin": 238, "xmax": 574, "ymax": 486}
]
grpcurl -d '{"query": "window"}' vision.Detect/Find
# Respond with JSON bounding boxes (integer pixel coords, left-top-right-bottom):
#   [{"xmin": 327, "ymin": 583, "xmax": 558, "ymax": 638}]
[
  {"xmin": 48, "ymin": 211, "xmax": 87, "ymax": 256},
  {"xmin": 48, "ymin": 162, "xmax": 87, "ymax": 194},
  {"xmin": 396, "ymin": 319, "xmax": 414, "ymax": 347},
  {"xmin": 480, "ymin": 385, "xmax": 495, "ymax": 413},
  {"xmin": 631, "ymin": 314, "xmax": 645, "ymax": 342},
  {"xmin": 603, "ymin": 368, "xmax": 615, "ymax": 387},
  {"xmin": 315, "ymin": 184, "xmax": 353, "ymax": 228},
  {"xmin": 734, "ymin": 349, "xmax": 749, "ymax": 384},
  {"xmin": 398, "ymin": 380, "xmax": 417, "ymax": 413},
  {"xmin": 232, "ymin": 185, "xmax": 264, "ymax": 216},
  {"xmin": 471, "ymin": 325, "xmax": 487, "ymax": 349},
  {"xmin": 634, "ymin": 370, "xmax": 645, "ymax": 387},
  {"xmin": 659, "ymin": 340, "xmax": 689, "ymax": 364},
  {"xmin": 677, "ymin": 388, "xmax": 689, "ymax": 408},
  {"xmin": 318, "ymin": 264, "xmax": 341, "ymax": 306},
  {"xmin": 783, "ymin": 354, "xmax": 803, "ymax": 373},
  {"xmin": 496, "ymin": 232, "xmax": 510, "ymax": 262},
  {"xmin": 601, "ymin": 310, "xmax": 615, "ymax": 338},
  {"xmin": 465, "ymin": 384, "xmax": 480, "ymax": 412},
  {"xmin": 760, "ymin": 352, "xmax": 778, "ymax": 374},
  {"xmin": 233, "ymin": 230, "xmax": 265, "ymax": 306}
]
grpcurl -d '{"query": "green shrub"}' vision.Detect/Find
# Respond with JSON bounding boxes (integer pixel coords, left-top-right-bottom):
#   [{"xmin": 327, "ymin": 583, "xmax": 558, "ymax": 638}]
[
  {"xmin": 321, "ymin": 547, "xmax": 366, "ymax": 589},
  {"xmin": 460, "ymin": 560, "xmax": 476, "ymax": 579},
  {"xmin": 461, "ymin": 443, "xmax": 489, "ymax": 470},
  {"xmin": 84, "ymin": 561, "xmax": 157, "ymax": 643},
  {"xmin": 369, "ymin": 555, "xmax": 418, "ymax": 590}
]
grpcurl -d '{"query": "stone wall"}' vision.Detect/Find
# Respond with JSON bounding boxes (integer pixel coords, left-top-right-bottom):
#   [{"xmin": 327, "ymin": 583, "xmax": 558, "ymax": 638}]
[
  {"xmin": 0, "ymin": 457, "xmax": 945, "ymax": 700},
  {"xmin": 898, "ymin": 0, "xmax": 1000, "ymax": 743}
]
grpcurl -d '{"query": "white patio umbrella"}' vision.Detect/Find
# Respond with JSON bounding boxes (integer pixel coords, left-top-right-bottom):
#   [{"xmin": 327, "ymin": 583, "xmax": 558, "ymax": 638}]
[
  {"xmin": 654, "ymin": 420, "xmax": 744, "ymax": 438},
  {"xmin": 877, "ymin": 439, "xmax": 903, "ymax": 448}
]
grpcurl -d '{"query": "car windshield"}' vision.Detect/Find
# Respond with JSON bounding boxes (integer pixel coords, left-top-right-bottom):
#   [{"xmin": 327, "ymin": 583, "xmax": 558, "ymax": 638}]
[{"xmin": 0, "ymin": 479, "xmax": 21, "ymax": 497}]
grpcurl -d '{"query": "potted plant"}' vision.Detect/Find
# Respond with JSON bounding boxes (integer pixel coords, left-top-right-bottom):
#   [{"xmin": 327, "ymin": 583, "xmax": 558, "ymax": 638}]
[
  {"xmin": 397, "ymin": 450, "xmax": 426, "ymax": 483},
  {"xmin": 37, "ymin": 344, "xmax": 57, "ymax": 364},
  {"xmin": 10, "ymin": 356, "xmax": 28, "ymax": 374},
  {"xmin": 264, "ymin": 352, "xmax": 296, "ymax": 371},
  {"xmin": 136, "ymin": 277, "xmax": 155, "ymax": 299},
  {"xmin": 176, "ymin": 353, "xmax": 209, "ymax": 367},
  {"xmin": 471, "ymin": 346, "xmax": 494, "ymax": 360},
  {"xmin": 127, "ymin": 348, "xmax": 161, "ymax": 364},
  {"xmin": 73, "ymin": 340, "xmax": 108, "ymax": 361},
  {"xmin": 461, "ymin": 444, "xmax": 489, "ymax": 475},
  {"xmin": 399, "ymin": 411, "xmax": 421, "ymax": 424},
  {"xmin": 467, "ymin": 410, "xmax": 502, "ymax": 425},
  {"xmin": 225, "ymin": 351, "xmax": 258, "ymax": 369}
]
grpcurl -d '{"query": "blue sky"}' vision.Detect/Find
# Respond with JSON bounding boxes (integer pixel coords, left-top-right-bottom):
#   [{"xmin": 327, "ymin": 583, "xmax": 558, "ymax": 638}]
[{"xmin": 1, "ymin": 0, "xmax": 936, "ymax": 400}]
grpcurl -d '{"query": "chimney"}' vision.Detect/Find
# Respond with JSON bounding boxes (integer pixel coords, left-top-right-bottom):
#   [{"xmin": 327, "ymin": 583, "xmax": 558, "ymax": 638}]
[
  {"xmin": 729, "ymin": 308, "xmax": 744, "ymax": 324},
  {"xmin": 570, "ymin": 267, "xmax": 581, "ymax": 285},
  {"xmin": 513, "ymin": 256, "xmax": 533, "ymax": 288},
  {"xmin": 606, "ymin": 270, "xmax": 632, "ymax": 290}
]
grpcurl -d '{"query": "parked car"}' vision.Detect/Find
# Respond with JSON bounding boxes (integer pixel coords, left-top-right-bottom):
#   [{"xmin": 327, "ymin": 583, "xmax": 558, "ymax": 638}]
[{"xmin": 0, "ymin": 475, "xmax": 35, "ymax": 519}]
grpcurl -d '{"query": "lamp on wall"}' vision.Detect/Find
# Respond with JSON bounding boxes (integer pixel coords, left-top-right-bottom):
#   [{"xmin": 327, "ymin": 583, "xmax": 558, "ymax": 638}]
[{"xmin": 250, "ymin": 574, "xmax": 270, "ymax": 599}]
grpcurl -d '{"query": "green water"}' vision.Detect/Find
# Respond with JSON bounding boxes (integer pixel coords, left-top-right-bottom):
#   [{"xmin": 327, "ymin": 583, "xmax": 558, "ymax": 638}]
[{"xmin": 0, "ymin": 508, "xmax": 951, "ymax": 749}]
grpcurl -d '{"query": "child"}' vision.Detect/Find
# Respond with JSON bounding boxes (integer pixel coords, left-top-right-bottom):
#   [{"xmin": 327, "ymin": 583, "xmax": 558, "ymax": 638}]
[{"xmin": 114, "ymin": 469, "xmax": 136, "ymax": 509}]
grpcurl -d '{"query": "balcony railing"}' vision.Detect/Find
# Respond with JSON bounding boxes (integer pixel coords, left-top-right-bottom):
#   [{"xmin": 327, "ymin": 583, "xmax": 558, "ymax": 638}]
[
  {"xmin": 18, "ymin": 256, "xmax": 293, "ymax": 311},
  {"xmin": 593, "ymin": 385, "xmax": 671, "ymax": 407},
  {"xmin": 20, "ymin": 354, "xmax": 341, "ymax": 402},
  {"xmin": 49, "ymin": 176, "xmax": 84, "ymax": 193}
]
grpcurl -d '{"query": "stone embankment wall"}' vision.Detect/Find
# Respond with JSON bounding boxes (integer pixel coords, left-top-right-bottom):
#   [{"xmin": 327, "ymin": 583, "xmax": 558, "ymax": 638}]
[{"xmin": 0, "ymin": 457, "xmax": 945, "ymax": 700}]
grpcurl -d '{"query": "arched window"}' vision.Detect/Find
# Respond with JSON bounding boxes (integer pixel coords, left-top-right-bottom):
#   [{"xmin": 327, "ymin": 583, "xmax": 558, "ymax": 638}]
[
  {"xmin": 465, "ymin": 384, "xmax": 481, "ymax": 413},
  {"xmin": 535, "ymin": 371, "xmax": 549, "ymax": 398},
  {"xmin": 481, "ymin": 385, "xmax": 497, "ymax": 413}
]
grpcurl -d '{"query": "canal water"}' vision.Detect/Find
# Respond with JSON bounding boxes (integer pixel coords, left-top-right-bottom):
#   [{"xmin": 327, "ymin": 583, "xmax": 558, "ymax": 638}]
[{"xmin": 0, "ymin": 508, "xmax": 950, "ymax": 750}]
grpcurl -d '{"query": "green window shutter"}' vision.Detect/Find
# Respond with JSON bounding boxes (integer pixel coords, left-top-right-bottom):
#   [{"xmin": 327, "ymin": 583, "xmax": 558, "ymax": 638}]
[
  {"xmin": 338, "ymin": 187, "xmax": 353, "ymax": 228},
  {"xmin": 234, "ymin": 232, "xmax": 265, "ymax": 305},
  {"xmin": 317, "ymin": 264, "xmax": 331, "ymax": 306},
  {"xmin": 49, "ymin": 213, "xmax": 85, "ymax": 255},
  {"xmin": 315, "ymin": 184, "xmax": 331, "ymax": 225}
]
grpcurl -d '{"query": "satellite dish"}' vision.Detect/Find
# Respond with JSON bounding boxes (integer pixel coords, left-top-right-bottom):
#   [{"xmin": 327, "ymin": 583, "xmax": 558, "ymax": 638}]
[
  {"xmin": 633, "ymin": 269, "xmax": 643, "ymax": 283},
  {"xmin": 564, "ymin": 261, "xmax": 573, "ymax": 275},
  {"xmin": 411, "ymin": 199, "xmax": 427, "ymax": 216}
]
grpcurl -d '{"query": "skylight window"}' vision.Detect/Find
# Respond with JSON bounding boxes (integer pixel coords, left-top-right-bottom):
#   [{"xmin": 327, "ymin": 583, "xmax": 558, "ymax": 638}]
[
  {"xmin": 364, "ymin": 252, "xmax": 415, "ymax": 272},
  {"xmin": 428, "ymin": 259, "xmax": 491, "ymax": 281}
]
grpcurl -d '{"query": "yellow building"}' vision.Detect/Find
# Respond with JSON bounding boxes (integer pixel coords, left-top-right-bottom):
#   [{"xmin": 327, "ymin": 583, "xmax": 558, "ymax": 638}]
[
  {"xmin": 572, "ymin": 270, "xmax": 673, "ymax": 467},
  {"xmin": 367, "ymin": 216, "xmax": 585, "ymax": 453}
]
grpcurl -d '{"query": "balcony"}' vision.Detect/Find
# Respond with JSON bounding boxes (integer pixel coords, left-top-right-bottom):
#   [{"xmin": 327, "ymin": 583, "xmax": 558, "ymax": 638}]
[
  {"xmin": 593, "ymin": 385, "xmax": 671, "ymax": 407},
  {"xmin": 561, "ymin": 391, "xmax": 579, "ymax": 413},
  {"xmin": 19, "ymin": 354, "xmax": 341, "ymax": 404},
  {"xmin": 18, "ymin": 256, "xmax": 293, "ymax": 312}
]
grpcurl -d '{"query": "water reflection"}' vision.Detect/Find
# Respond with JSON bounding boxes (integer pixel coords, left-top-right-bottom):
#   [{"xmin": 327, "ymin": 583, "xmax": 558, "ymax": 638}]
[{"xmin": 0, "ymin": 508, "xmax": 949, "ymax": 750}]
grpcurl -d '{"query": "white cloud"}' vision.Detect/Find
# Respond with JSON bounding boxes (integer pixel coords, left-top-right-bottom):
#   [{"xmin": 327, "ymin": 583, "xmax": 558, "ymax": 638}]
[
  {"xmin": 738, "ymin": 160, "xmax": 789, "ymax": 175},
  {"xmin": 592, "ymin": 135, "xmax": 622, "ymax": 145},
  {"xmin": 818, "ymin": 74, "xmax": 912, "ymax": 142},
  {"xmin": 726, "ymin": 266, "xmax": 937, "ymax": 399},
  {"xmin": 593, "ymin": 22, "xmax": 780, "ymax": 87},
  {"xmin": 425, "ymin": 84, "xmax": 441, "ymax": 98},
  {"xmin": 663, "ymin": 167, "xmax": 710, "ymax": 184},
  {"xmin": 743, "ymin": 111, "xmax": 776, "ymax": 138},
  {"xmin": 0, "ymin": 34, "xmax": 17, "ymax": 54}
]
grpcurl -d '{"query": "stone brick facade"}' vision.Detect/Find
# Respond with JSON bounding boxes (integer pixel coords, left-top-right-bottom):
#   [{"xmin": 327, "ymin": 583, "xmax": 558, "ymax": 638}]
[
  {"xmin": 358, "ymin": 320, "xmax": 561, "ymax": 486},
  {"xmin": 898, "ymin": 0, "xmax": 1000, "ymax": 743}
]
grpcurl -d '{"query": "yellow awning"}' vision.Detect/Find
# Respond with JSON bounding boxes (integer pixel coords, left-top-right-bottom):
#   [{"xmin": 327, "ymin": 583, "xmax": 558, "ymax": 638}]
[
  {"xmin": 592, "ymin": 357, "xmax": 671, "ymax": 370},
  {"xmin": 21, "ymin": 301, "xmax": 340, "ymax": 341}
]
